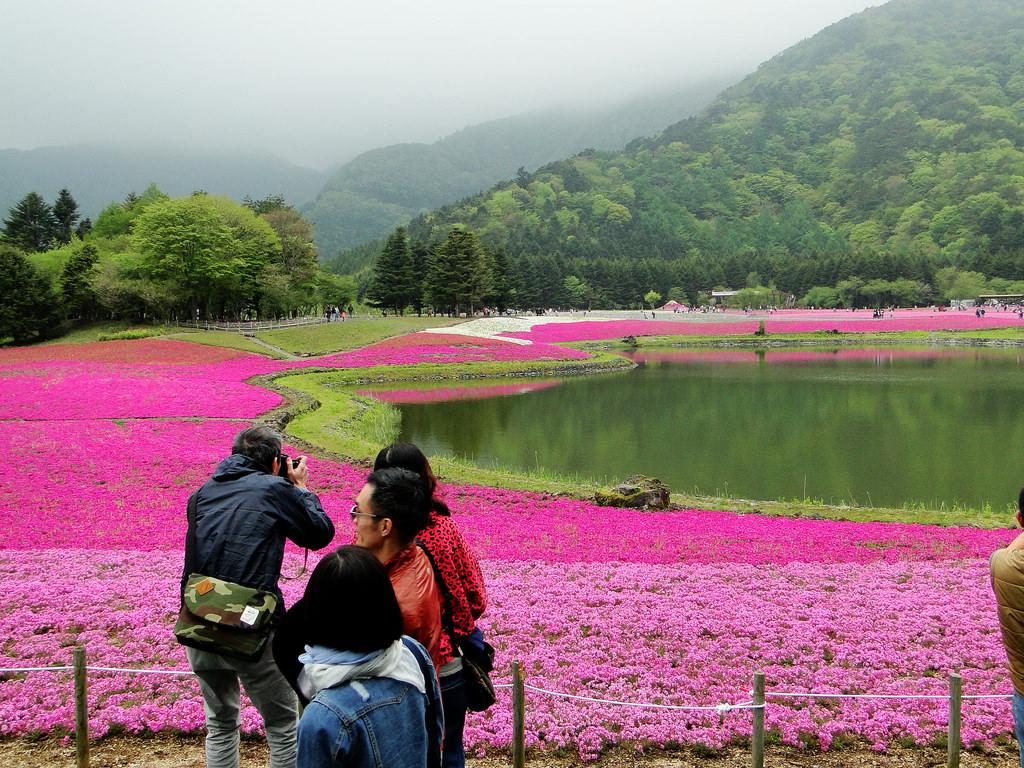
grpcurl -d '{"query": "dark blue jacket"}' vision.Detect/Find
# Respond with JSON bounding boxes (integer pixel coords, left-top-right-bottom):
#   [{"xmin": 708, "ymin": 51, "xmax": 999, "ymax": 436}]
[{"xmin": 181, "ymin": 454, "xmax": 335, "ymax": 611}]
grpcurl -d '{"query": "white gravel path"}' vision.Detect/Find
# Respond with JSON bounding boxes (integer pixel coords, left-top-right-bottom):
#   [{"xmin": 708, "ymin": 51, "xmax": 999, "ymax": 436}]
[{"xmin": 422, "ymin": 313, "xmax": 623, "ymax": 344}]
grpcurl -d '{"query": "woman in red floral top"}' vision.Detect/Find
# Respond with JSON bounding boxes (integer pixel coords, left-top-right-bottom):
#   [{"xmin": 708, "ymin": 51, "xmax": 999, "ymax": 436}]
[{"xmin": 374, "ymin": 443, "xmax": 487, "ymax": 768}]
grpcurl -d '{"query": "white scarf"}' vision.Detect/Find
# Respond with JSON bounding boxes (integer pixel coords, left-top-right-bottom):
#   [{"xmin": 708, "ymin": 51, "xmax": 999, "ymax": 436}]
[{"xmin": 297, "ymin": 638, "xmax": 426, "ymax": 701}]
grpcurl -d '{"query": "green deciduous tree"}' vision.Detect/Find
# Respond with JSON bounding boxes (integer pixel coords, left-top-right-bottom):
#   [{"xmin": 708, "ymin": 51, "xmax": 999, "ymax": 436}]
[
  {"xmin": 243, "ymin": 194, "xmax": 288, "ymax": 216},
  {"xmin": 60, "ymin": 244, "xmax": 100, "ymax": 320},
  {"xmin": 563, "ymin": 275, "xmax": 589, "ymax": 309},
  {"xmin": 132, "ymin": 195, "xmax": 281, "ymax": 319},
  {"xmin": 934, "ymin": 267, "xmax": 989, "ymax": 301},
  {"xmin": 261, "ymin": 205, "xmax": 320, "ymax": 310}
]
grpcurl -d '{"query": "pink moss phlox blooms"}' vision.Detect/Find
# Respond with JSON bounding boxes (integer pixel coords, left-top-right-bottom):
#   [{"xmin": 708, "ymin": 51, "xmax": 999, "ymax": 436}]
[
  {"xmin": 504, "ymin": 310, "xmax": 1024, "ymax": 344},
  {"xmin": 0, "ymin": 417, "xmax": 1011, "ymax": 561},
  {"xmin": 295, "ymin": 332, "xmax": 590, "ymax": 368},
  {"xmin": 0, "ymin": 552, "xmax": 1013, "ymax": 757},
  {"xmin": 1, "ymin": 334, "xmax": 1020, "ymax": 757}
]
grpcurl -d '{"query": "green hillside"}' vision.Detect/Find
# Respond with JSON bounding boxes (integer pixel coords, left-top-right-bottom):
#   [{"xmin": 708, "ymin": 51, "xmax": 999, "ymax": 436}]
[
  {"xmin": 407, "ymin": 0, "xmax": 1024, "ymax": 302},
  {"xmin": 305, "ymin": 79, "xmax": 733, "ymax": 263}
]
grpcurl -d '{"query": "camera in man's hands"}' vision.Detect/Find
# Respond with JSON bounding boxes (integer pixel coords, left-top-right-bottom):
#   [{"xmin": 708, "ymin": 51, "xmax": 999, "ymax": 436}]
[{"xmin": 277, "ymin": 454, "xmax": 300, "ymax": 480}]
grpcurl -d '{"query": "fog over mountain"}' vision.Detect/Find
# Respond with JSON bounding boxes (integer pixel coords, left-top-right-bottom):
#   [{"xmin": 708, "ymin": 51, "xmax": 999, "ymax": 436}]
[{"xmin": 2, "ymin": 0, "xmax": 879, "ymax": 169}]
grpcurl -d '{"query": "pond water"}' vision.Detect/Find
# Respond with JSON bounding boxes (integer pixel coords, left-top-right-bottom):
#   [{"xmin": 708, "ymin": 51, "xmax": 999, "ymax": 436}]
[{"xmin": 368, "ymin": 347, "xmax": 1024, "ymax": 509}]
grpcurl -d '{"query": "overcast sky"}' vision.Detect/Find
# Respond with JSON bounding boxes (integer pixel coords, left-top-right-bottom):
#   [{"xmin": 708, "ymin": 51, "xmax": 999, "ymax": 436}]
[{"xmin": 2, "ymin": 0, "xmax": 880, "ymax": 169}]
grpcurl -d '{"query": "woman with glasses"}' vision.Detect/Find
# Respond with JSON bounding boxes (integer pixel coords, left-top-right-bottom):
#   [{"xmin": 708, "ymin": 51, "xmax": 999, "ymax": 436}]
[
  {"xmin": 373, "ymin": 443, "xmax": 487, "ymax": 768},
  {"xmin": 290, "ymin": 545, "xmax": 443, "ymax": 768}
]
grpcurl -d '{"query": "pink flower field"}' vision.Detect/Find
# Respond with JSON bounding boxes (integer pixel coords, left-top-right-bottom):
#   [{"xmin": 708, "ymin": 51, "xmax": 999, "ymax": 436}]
[
  {"xmin": 296, "ymin": 332, "xmax": 591, "ymax": 368},
  {"xmin": 0, "ymin": 329, "xmax": 1019, "ymax": 758},
  {"xmin": 504, "ymin": 308, "xmax": 1024, "ymax": 344}
]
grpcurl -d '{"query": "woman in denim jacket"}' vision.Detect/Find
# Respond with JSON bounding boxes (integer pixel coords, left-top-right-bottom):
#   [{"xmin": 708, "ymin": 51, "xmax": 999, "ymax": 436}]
[{"xmin": 291, "ymin": 545, "xmax": 443, "ymax": 768}]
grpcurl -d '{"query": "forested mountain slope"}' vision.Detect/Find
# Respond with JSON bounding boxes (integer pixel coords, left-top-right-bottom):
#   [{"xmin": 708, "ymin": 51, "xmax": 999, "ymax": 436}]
[
  {"xmin": 305, "ymin": 79, "xmax": 733, "ymax": 261},
  {"xmin": 409, "ymin": 0, "xmax": 1024, "ymax": 299},
  {"xmin": 0, "ymin": 145, "xmax": 325, "ymax": 220}
]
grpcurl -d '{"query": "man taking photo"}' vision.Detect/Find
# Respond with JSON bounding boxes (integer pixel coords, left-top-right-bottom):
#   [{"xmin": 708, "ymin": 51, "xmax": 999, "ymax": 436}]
[
  {"xmin": 991, "ymin": 487, "xmax": 1024, "ymax": 768},
  {"xmin": 179, "ymin": 426, "xmax": 335, "ymax": 768}
]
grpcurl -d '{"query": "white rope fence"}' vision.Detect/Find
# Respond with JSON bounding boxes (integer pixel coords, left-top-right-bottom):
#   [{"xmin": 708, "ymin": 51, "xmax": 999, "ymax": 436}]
[{"xmin": 0, "ymin": 654, "xmax": 1012, "ymax": 768}]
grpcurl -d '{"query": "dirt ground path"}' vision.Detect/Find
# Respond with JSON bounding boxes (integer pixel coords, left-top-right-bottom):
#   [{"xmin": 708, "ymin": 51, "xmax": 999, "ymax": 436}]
[{"xmin": 0, "ymin": 735, "xmax": 1018, "ymax": 768}]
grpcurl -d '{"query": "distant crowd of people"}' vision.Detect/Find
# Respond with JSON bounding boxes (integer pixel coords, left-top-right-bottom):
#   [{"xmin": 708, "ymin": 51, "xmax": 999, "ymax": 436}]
[{"xmin": 323, "ymin": 305, "xmax": 351, "ymax": 322}]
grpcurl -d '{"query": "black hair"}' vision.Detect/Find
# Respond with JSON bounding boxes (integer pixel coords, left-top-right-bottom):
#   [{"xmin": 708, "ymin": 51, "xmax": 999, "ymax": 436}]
[
  {"xmin": 373, "ymin": 442, "xmax": 450, "ymax": 516},
  {"xmin": 366, "ymin": 467, "xmax": 431, "ymax": 544},
  {"xmin": 231, "ymin": 426, "xmax": 281, "ymax": 473},
  {"xmin": 1019, "ymin": 486, "xmax": 1024, "ymax": 514},
  {"xmin": 300, "ymin": 545, "xmax": 403, "ymax": 652}
]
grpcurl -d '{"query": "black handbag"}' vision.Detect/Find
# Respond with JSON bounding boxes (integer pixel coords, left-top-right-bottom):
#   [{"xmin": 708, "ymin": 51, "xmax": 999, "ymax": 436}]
[{"xmin": 459, "ymin": 628, "xmax": 496, "ymax": 712}]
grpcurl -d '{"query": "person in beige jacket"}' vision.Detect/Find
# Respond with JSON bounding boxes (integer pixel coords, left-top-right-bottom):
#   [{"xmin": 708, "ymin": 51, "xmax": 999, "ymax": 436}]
[{"xmin": 990, "ymin": 487, "xmax": 1024, "ymax": 768}]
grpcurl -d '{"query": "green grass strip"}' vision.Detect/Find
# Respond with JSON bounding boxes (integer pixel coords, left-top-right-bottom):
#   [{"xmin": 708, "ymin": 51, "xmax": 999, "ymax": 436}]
[
  {"xmin": 268, "ymin": 352, "xmax": 632, "ymax": 495},
  {"xmin": 256, "ymin": 317, "xmax": 462, "ymax": 356},
  {"xmin": 163, "ymin": 330, "xmax": 289, "ymax": 358}
]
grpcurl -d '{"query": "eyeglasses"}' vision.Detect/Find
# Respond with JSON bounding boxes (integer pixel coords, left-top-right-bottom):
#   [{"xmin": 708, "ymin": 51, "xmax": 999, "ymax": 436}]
[{"xmin": 349, "ymin": 504, "xmax": 381, "ymax": 522}]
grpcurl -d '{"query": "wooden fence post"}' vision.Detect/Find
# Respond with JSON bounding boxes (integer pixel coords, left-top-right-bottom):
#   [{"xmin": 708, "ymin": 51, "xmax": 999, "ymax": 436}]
[
  {"xmin": 511, "ymin": 661, "xmax": 526, "ymax": 768},
  {"xmin": 947, "ymin": 672, "xmax": 962, "ymax": 768},
  {"xmin": 74, "ymin": 646, "xmax": 89, "ymax": 768},
  {"xmin": 751, "ymin": 671, "xmax": 765, "ymax": 768}
]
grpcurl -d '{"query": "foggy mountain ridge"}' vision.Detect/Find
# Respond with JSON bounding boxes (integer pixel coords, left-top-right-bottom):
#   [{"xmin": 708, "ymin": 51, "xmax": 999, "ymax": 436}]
[
  {"xmin": 305, "ymin": 77, "xmax": 739, "ymax": 260},
  {"xmin": 406, "ymin": 0, "xmax": 1024, "ymax": 286}
]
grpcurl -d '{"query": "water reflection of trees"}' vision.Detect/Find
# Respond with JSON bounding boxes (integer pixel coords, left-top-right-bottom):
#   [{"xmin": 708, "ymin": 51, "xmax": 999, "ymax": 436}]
[{"xmin": 400, "ymin": 356, "xmax": 1024, "ymax": 507}]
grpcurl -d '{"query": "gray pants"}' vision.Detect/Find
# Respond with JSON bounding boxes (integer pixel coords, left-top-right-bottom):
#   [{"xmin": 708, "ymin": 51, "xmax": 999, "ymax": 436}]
[{"xmin": 187, "ymin": 638, "xmax": 298, "ymax": 768}]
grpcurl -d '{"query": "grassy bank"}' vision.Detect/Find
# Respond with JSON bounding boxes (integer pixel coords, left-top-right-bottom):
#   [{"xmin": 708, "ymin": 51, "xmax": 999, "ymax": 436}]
[
  {"xmin": 256, "ymin": 317, "xmax": 462, "ymax": 356},
  {"xmin": 267, "ymin": 352, "xmax": 634, "ymax": 495}
]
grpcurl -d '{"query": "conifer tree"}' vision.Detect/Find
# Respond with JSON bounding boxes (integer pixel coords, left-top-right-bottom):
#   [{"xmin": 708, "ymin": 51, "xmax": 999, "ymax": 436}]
[
  {"xmin": 366, "ymin": 227, "xmax": 414, "ymax": 314},
  {"xmin": 485, "ymin": 247, "xmax": 515, "ymax": 310},
  {"xmin": 52, "ymin": 189, "xmax": 80, "ymax": 245},
  {"xmin": 2, "ymin": 192, "xmax": 56, "ymax": 252},
  {"xmin": 0, "ymin": 245, "xmax": 60, "ymax": 342},
  {"xmin": 409, "ymin": 241, "xmax": 429, "ymax": 315},
  {"xmin": 423, "ymin": 227, "xmax": 488, "ymax": 315}
]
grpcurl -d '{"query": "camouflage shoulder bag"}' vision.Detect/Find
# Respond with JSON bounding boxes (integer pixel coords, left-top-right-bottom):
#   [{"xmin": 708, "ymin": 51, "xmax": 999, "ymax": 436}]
[{"xmin": 173, "ymin": 495, "xmax": 278, "ymax": 661}]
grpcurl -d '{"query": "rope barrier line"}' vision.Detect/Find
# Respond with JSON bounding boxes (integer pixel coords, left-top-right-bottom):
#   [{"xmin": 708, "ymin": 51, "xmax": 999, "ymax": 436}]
[
  {"xmin": 767, "ymin": 691, "xmax": 1013, "ymax": 701},
  {"xmin": 2, "ymin": 655, "xmax": 1010, "ymax": 768},
  {"xmin": 0, "ymin": 665, "xmax": 190, "ymax": 676},
  {"xmin": 0, "ymin": 665, "xmax": 1013, "ymax": 707},
  {"xmin": 86, "ymin": 667, "xmax": 192, "ymax": 676},
  {"xmin": 522, "ymin": 683, "xmax": 762, "ymax": 711}
]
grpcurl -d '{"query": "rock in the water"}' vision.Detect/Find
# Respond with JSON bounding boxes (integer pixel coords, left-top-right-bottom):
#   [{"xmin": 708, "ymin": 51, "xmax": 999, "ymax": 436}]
[{"xmin": 594, "ymin": 475, "xmax": 671, "ymax": 510}]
